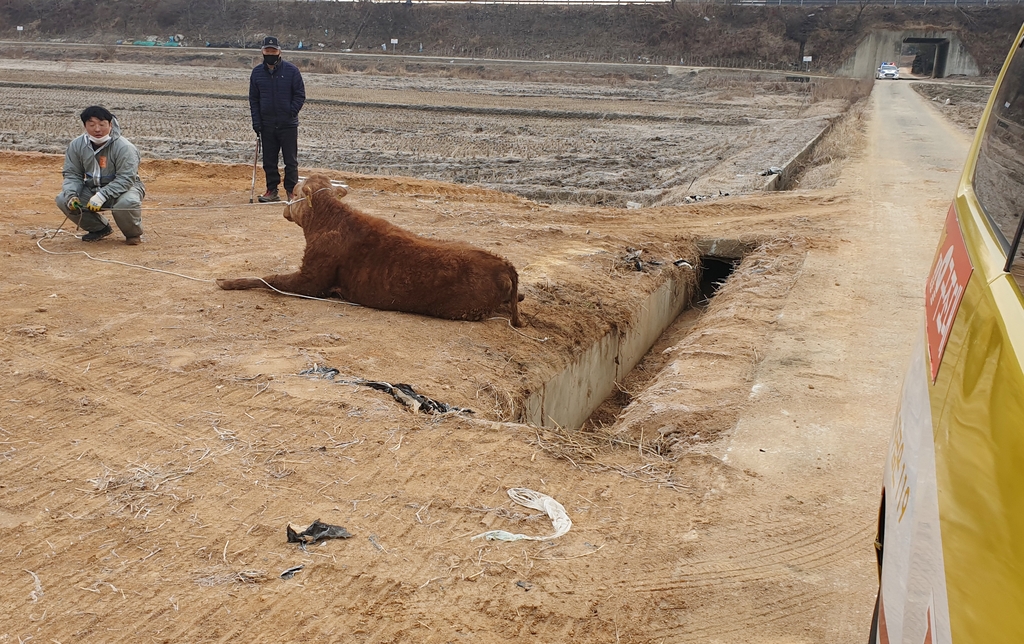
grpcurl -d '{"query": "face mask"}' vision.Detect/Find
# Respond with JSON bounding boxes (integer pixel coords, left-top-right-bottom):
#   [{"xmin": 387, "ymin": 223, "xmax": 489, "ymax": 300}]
[
  {"xmin": 88, "ymin": 134, "xmax": 111, "ymax": 145},
  {"xmin": 263, "ymin": 54, "xmax": 280, "ymax": 66}
]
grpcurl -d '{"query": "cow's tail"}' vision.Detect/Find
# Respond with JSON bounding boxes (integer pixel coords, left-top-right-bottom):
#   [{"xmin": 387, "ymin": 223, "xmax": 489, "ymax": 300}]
[{"xmin": 506, "ymin": 266, "xmax": 523, "ymax": 327}]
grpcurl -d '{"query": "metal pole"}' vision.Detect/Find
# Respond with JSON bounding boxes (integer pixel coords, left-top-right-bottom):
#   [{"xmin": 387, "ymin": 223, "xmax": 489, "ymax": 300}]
[{"xmin": 249, "ymin": 135, "xmax": 261, "ymax": 203}]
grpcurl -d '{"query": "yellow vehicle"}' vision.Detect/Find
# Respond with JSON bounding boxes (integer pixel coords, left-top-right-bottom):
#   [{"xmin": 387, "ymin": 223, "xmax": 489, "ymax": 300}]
[{"xmin": 871, "ymin": 24, "xmax": 1024, "ymax": 644}]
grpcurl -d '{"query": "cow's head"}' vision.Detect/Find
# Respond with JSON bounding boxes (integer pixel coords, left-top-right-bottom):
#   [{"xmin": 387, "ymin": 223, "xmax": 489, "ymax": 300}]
[{"xmin": 283, "ymin": 174, "xmax": 349, "ymax": 227}]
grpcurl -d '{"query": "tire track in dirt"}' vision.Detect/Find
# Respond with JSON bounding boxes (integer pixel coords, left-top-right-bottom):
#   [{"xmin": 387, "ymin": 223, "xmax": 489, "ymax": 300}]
[
  {"xmin": 0, "ymin": 338, "xmax": 286, "ymax": 523},
  {"xmin": 634, "ymin": 520, "xmax": 871, "ymax": 591},
  {"xmin": 544, "ymin": 498, "xmax": 872, "ymax": 639},
  {"xmin": 2, "ymin": 340, "xmax": 216, "ymax": 443},
  {"xmin": 660, "ymin": 589, "xmax": 825, "ymax": 641}
]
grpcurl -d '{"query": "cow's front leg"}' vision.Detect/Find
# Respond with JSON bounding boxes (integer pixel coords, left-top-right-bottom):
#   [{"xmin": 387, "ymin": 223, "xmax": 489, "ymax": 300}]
[{"xmin": 218, "ymin": 270, "xmax": 333, "ymax": 297}]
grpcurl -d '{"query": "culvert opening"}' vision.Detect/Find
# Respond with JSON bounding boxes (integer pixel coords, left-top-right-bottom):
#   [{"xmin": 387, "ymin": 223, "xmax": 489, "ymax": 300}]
[
  {"xmin": 521, "ymin": 243, "xmax": 746, "ymax": 432},
  {"xmin": 697, "ymin": 255, "xmax": 740, "ymax": 304}
]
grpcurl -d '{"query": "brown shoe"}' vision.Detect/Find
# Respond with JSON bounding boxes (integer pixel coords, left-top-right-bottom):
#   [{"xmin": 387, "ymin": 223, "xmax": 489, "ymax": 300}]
[
  {"xmin": 125, "ymin": 236, "xmax": 142, "ymax": 246},
  {"xmin": 258, "ymin": 189, "xmax": 280, "ymax": 203}
]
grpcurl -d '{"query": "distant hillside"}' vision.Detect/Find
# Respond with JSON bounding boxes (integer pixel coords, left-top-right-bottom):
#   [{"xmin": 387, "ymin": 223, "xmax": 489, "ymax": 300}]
[{"xmin": 2, "ymin": 0, "xmax": 1021, "ymax": 74}]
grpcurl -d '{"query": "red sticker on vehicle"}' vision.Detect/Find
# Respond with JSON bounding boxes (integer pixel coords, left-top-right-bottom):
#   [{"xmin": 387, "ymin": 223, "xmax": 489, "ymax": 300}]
[{"xmin": 925, "ymin": 204, "xmax": 973, "ymax": 382}]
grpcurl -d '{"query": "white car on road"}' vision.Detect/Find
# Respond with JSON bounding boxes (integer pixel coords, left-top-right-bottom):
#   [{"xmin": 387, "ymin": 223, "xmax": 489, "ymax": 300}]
[{"xmin": 876, "ymin": 63, "xmax": 900, "ymax": 80}]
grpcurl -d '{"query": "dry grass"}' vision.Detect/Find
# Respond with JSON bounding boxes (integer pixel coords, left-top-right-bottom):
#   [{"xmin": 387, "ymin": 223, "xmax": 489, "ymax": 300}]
[
  {"xmin": 293, "ymin": 56, "xmax": 348, "ymax": 75},
  {"xmin": 194, "ymin": 569, "xmax": 268, "ymax": 587},
  {"xmin": 810, "ymin": 77, "xmax": 874, "ymax": 104},
  {"xmin": 527, "ymin": 425, "xmax": 688, "ymax": 491},
  {"xmin": 794, "ymin": 99, "xmax": 869, "ymax": 189},
  {"xmin": 474, "ymin": 382, "xmax": 522, "ymax": 423},
  {"xmin": 912, "ymin": 82, "xmax": 990, "ymax": 132},
  {"xmin": 88, "ymin": 459, "xmax": 205, "ymax": 518}
]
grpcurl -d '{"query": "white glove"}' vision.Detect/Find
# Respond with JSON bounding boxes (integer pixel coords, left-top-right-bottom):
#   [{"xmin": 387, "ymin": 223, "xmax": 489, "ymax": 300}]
[{"xmin": 87, "ymin": 191, "xmax": 105, "ymax": 212}]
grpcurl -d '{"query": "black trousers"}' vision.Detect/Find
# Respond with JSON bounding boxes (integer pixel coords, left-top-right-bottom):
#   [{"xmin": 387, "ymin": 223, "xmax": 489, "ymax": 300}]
[{"xmin": 260, "ymin": 126, "xmax": 299, "ymax": 193}]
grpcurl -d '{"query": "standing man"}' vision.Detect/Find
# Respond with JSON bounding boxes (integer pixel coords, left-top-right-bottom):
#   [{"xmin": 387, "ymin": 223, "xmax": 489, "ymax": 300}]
[
  {"xmin": 249, "ymin": 36, "xmax": 306, "ymax": 203},
  {"xmin": 56, "ymin": 106, "xmax": 145, "ymax": 245}
]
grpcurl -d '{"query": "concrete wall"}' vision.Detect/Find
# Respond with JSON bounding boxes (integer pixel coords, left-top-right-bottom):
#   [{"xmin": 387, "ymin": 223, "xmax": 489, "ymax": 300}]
[
  {"xmin": 944, "ymin": 37, "xmax": 982, "ymax": 77},
  {"xmin": 523, "ymin": 273, "xmax": 690, "ymax": 430},
  {"xmin": 763, "ymin": 119, "xmax": 834, "ymax": 191},
  {"xmin": 837, "ymin": 30, "xmax": 980, "ymax": 78}
]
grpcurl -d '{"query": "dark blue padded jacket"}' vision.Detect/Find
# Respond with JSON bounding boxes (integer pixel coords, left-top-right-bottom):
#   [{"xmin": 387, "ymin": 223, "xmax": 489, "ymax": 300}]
[{"xmin": 249, "ymin": 60, "xmax": 306, "ymax": 130}]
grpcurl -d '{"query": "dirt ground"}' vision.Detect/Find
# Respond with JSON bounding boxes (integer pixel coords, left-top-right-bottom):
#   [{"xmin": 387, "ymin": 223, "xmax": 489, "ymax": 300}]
[
  {"xmin": 1, "ymin": 146, "xmax": 839, "ymax": 642},
  {"xmin": 0, "ymin": 60, "xmax": 966, "ymax": 642},
  {"xmin": 911, "ymin": 78, "xmax": 995, "ymax": 133}
]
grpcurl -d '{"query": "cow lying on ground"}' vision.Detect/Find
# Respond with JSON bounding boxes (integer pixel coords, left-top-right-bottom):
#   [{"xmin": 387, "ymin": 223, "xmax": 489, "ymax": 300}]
[{"xmin": 216, "ymin": 174, "xmax": 524, "ymax": 326}]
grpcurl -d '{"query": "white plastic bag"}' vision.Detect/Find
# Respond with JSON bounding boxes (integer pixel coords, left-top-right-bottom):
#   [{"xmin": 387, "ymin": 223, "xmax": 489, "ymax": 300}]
[{"xmin": 471, "ymin": 488, "xmax": 572, "ymax": 542}]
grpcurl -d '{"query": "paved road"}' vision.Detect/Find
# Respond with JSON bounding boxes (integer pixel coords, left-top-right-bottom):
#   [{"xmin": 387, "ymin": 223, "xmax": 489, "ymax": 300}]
[{"xmin": 682, "ymin": 80, "xmax": 973, "ymax": 641}]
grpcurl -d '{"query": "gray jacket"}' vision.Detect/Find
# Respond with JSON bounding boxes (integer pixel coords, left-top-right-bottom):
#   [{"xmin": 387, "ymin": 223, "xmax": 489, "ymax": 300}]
[{"xmin": 61, "ymin": 117, "xmax": 144, "ymax": 200}]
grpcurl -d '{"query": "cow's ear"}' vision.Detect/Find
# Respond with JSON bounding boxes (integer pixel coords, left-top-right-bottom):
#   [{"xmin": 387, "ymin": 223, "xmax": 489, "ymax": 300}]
[
  {"xmin": 334, "ymin": 185, "xmax": 349, "ymax": 199},
  {"xmin": 302, "ymin": 182, "xmax": 315, "ymax": 200}
]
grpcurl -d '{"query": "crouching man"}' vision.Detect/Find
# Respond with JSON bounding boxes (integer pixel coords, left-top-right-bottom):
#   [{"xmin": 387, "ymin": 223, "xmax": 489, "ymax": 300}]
[{"xmin": 56, "ymin": 106, "xmax": 145, "ymax": 245}]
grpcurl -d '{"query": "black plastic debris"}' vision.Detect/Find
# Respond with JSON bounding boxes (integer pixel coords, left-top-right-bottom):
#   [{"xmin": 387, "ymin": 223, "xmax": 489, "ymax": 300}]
[
  {"xmin": 287, "ymin": 519, "xmax": 353, "ymax": 545},
  {"xmin": 516, "ymin": 580, "xmax": 533, "ymax": 592},
  {"xmin": 758, "ymin": 166, "xmax": 783, "ymax": 176},
  {"xmin": 299, "ymin": 364, "xmax": 340, "ymax": 380},
  {"xmin": 297, "ymin": 366, "xmax": 474, "ymax": 415},
  {"xmin": 622, "ymin": 247, "xmax": 663, "ymax": 273},
  {"xmin": 359, "ymin": 380, "xmax": 474, "ymax": 414},
  {"xmin": 280, "ymin": 565, "xmax": 304, "ymax": 580}
]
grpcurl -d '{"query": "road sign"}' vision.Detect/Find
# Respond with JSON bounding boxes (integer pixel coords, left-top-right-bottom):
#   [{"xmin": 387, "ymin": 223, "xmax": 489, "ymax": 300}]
[{"xmin": 802, "ymin": 55, "xmax": 812, "ymax": 62}]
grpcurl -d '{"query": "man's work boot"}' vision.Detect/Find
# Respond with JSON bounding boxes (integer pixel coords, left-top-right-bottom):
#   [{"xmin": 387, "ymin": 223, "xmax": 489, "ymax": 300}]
[
  {"xmin": 286, "ymin": 190, "xmax": 295, "ymax": 202},
  {"xmin": 258, "ymin": 189, "xmax": 280, "ymax": 203},
  {"xmin": 82, "ymin": 224, "xmax": 113, "ymax": 242},
  {"xmin": 125, "ymin": 236, "xmax": 142, "ymax": 246}
]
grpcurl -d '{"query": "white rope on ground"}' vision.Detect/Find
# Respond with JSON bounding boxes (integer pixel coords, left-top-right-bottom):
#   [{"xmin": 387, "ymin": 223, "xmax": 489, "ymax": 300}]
[
  {"xmin": 33, "ymin": 228, "xmax": 356, "ymax": 306},
  {"xmin": 133, "ymin": 201, "xmax": 291, "ymax": 212},
  {"xmin": 36, "ymin": 231, "xmax": 214, "ymax": 283},
  {"xmin": 487, "ymin": 317, "xmax": 548, "ymax": 343},
  {"xmin": 471, "ymin": 488, "xmax": 572, "ymax": 542},
  {"xmin": 110, "ymin": 176, "xmax": 344, "ymax": 213},
  {"xmin": 133, "ymin": 180, "xmax": 342, "ymax": 213},
  {"xmin": 256, "ymin": 278, "xmax": 361, "ymax": 307},
  {"xmin": 130, "ymin": 195, "xmax": 308, "ymax": 212}
]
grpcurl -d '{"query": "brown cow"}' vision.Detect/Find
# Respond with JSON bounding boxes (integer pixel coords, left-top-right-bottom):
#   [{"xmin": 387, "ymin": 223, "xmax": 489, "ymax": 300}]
[{"xmin": 216, "ymin": 174, "xmax": 523, "ymax": 326}]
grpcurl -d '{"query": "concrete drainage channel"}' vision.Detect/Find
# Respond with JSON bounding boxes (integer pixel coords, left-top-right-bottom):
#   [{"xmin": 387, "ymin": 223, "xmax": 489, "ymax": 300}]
[{"xmin": 522, "ymin": 239, "xmax": 748, "ymax": 430}]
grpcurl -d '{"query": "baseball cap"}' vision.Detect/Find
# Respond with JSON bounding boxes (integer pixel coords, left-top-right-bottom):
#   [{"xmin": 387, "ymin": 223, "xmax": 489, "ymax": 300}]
[{"xmin": 262, "ymin": 36, "xmax": 280, "ymax": 50}]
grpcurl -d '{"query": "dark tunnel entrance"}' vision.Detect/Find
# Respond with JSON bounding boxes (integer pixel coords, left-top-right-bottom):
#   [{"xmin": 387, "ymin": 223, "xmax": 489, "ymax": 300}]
[
  {"xmin": 697, "ymin": 255, "xmax": 740, "ymax": 303},
  {"xmin": 901, "ymin": 38, "xmax": 950, "ymax": 79}
]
